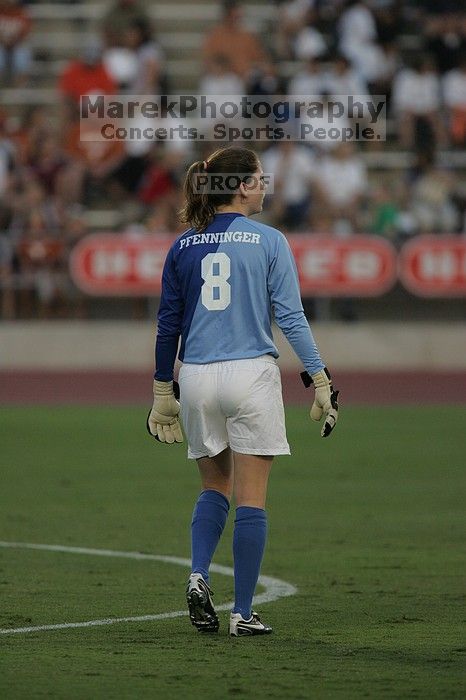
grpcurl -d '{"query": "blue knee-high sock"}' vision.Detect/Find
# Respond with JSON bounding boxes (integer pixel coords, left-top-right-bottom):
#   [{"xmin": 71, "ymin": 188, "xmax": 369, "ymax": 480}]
[
  {"xmin": 233, "ymin": 506, "xmax": 267, "ymax": 619},
  {"xmin": 191, "ymin": 489, "xmax": 230, "ymax": 583}
]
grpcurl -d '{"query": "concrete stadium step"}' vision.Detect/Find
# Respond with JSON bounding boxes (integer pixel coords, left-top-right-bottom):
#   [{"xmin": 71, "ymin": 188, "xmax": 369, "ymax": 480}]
[
  {"xmin": 28, "ymin": 59, "xmax": 201, "ymax": 82},
  {"xmin": 30, "ymin": 31, "xmax": 207, "ymax": 54},
  {"xmin": 30, "ymin": 29, "xmax": 266, "ymax": 66},
  {"xmin": 27, "ymin": 2, "xmax": 274, "ymax": 28}
]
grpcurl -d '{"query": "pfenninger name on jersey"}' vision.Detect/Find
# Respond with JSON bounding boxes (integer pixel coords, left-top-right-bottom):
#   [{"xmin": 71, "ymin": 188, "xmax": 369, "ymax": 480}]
[{"xmin": 179, "ymin": 231, "xmax": 261, "ymax": 248}]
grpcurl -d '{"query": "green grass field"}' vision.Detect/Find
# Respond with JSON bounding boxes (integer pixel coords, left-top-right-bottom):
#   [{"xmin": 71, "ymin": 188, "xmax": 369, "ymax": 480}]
[{"xmin": 0, "ymin": 405, "xmax": 465, "ymax": 699}]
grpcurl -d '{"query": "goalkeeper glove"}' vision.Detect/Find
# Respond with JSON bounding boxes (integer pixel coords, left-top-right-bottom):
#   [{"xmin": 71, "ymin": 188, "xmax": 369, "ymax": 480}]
[
  {"xmin": 300, "ymin": 367, "xmax": 339, "ymax": 438},
  {"xmin": 147, "ymin": 379, "xmax": 183, "ymax": 444}
]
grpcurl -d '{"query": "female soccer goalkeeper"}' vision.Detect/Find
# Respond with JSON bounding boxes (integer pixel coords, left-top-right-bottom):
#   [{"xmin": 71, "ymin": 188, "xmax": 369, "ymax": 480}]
[{"xmin": 148, "ymin": 146, "xmax": 338, "ymax": 637}]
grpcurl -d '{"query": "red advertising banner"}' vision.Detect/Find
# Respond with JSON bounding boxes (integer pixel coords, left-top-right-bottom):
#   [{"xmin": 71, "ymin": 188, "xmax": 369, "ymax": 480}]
[
  {"xmin": 399, "ymin": 235, "xmax": 466, "ymax": 297},
  {"xmin": 70, "ymin": 234, "xmax": 173, "ymax": 296},
  {"xmin": 70, "ymin": 233, "xmax": 398, "ymax": 297},
  {"xmin": 71, "ymin": 233, "xmax": 466, "ymax": 298},
  {"xmin": 288, "ymin": 234, "xmax": 397, "ymax": 296}
]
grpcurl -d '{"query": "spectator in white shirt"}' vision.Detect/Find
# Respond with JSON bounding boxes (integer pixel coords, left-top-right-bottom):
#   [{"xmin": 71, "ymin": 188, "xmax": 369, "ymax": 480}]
[
  {"xmin": 338, "ymin": 0, "xmax": 377, "ymax": 50},
  {"xmin": 261, "ymin": 141, "xmax": 315, "ymax": 229},
  {"xmin": 277, "ymin": 0, "xmax": 316, "ymax": 59},
  {"xmin": 288, "ymin": 57, "xmax": 326, "ymax": 98},
  {"xmin": 338, "ymin": 0, "xmax": 396, "ymax": 89},
  {"xmin": 442, "ymin": 53, "xmax": 466, "ymax": 146},
  {"xmin": 198, "ymin": 55, "xmax": 246, "ymax": 138},
  {"xmin": 294, "ymin": 23, "xmax": 327, "ymax": 61},
  {"xmin": 199, "ymin": 55, "xmax": 246, "ymax": 98},
  {"xmin": 338, "ymin": 0, "xmax": 377, "ymax": 79},
  {"xmin": 299, "ymin": 92, "xmax": 352, "ymax": 153},
  {"xmin": 312, "ymin": 142, "xmax": 367, "ymax": 230},
  {"xmin": 367, "ymin": 40, "xmax": 399, "ymax": 106},
  {"xmin": 125, "ymin": 18, "xmax": 164, "ymax": 94},
  {"xmin": 392, "ymin": 54, "xmax": 445, "ymax": 149},
  {"xmin": 324, "ymin": 54, "xmax": 369, "ymax": 100}
]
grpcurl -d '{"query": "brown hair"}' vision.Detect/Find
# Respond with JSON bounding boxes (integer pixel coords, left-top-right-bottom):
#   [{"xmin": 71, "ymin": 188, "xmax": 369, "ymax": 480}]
[{"xmin": 179, "ymin": 146, "xmax": 260, "ymax": 232}]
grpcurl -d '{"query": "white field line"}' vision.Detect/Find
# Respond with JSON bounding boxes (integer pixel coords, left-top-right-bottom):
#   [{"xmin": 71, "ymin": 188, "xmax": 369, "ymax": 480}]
[{"xmin": 0, "ymin": 541, "xmax": 297, "ymax": 636}]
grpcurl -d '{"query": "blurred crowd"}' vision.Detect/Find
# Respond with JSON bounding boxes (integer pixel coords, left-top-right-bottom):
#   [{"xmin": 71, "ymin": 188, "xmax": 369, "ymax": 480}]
[{"xmin": 1, "ymin": 0, "xmax": 466, "ymax": 318}]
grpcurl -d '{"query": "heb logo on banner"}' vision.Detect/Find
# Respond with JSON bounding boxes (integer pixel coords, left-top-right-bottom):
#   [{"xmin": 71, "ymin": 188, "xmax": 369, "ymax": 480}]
[
  {"xmin": 400, "ymin": 235, "xmax": 466, "ymax": 297},
  {"xmin": 70, "ymin": 233, "xmax": 398, "ymax": 297},
  {"xmin": 70, "ymin": 234, "xmax": 173, "ymax": 295},
  {"xmin": 290, "ymin": 235, "xmax": 397, "ymax": 297}
]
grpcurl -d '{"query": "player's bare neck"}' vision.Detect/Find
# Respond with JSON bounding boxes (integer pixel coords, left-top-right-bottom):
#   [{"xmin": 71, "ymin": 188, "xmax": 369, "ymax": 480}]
[{"xmin": 216, "ymin": 203, "xmax": 250, "ymax": 216}]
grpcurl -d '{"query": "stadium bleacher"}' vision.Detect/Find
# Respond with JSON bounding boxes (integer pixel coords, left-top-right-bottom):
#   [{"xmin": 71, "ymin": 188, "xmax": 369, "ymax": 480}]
[{"xmin": 1, "ymin": 0, "xmax": 465, "ymax": 320}]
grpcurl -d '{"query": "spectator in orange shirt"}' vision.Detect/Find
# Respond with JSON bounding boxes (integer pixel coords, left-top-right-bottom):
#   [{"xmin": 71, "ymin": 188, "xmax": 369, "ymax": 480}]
[
  {"xmin": 202, "ymin": 0, "xmax": 270, "ymax": 88},
  {"xmin": 0, "ymin": 0, "xmax": 32, "ymax": 86},
  {"xmin": 58, "ymin": 41, "xmax": 117, "ymax": 121}
]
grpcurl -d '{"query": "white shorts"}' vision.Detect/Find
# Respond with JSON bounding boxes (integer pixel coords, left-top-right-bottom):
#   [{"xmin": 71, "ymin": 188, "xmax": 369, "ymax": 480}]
[{"xmin": 179, "ymin": 355, "xmax": 290, "ymax": 460}]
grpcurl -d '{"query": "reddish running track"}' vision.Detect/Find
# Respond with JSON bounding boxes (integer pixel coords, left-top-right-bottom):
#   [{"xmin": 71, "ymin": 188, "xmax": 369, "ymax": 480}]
[{"xmin": 0, "ymin": 371, "xmax": 465, "ymax": 405}]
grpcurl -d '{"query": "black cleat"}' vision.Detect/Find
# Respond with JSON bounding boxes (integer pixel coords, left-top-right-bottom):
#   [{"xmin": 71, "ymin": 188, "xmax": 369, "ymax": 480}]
[{"xmin": 186, "ymin": 573, "xmax": 219, "ymax": 633}]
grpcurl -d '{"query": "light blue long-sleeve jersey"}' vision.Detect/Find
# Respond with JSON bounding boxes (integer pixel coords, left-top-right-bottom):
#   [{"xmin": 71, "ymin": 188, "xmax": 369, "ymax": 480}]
[{"xmin": 155, "ymin": 212, "xmax": 324, "ymax": 380}]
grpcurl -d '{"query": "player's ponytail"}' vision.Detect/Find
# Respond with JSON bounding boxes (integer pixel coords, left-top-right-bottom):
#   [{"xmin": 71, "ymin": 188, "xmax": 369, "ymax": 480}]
[
  {"xmin": 180, "ymin": 159, "xmax": 217, "ymax": 233},
  {"xmin": 180, "ymin": 147, "xmax": 260, "ymax": 232}
]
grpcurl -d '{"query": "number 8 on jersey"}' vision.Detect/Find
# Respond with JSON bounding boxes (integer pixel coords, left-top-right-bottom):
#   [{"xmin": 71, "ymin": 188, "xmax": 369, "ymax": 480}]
[{"xmin": 201, "ymin": 252, "xmax": 231, "ymax": 311}]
